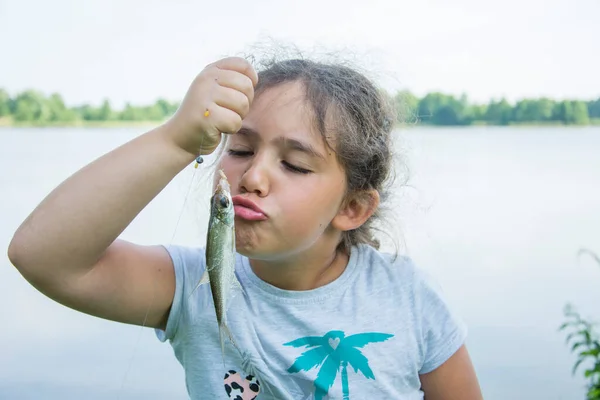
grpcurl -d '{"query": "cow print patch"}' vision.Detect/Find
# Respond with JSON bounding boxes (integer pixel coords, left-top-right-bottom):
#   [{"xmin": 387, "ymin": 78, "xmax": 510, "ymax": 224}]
[{"xmin": 223, "ymin": 370, "xmax": 260, "ymax": 399}]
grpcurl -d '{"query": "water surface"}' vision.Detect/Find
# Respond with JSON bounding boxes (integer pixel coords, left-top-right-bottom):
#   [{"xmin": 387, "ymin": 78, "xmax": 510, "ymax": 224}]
[{"xmin": 1, "ymin": 126, "xmax": 599, "ymax": 399}]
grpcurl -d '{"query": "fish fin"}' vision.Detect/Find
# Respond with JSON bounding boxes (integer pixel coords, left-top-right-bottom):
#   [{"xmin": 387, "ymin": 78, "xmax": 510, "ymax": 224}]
[
  {"xmin": 222, "ymin": 277, "xmax": 247, "ymax": 317},
  {"xmin": 188, "ymin": 269, "xmax": 210, "ymax": 299},
  {"xmin": 198, "ymin": 268, "xmax": 210, "ymax": 285}
]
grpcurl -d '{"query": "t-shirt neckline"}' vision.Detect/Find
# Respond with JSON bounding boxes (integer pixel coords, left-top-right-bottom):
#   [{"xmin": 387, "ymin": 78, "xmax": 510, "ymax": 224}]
[{"xmin": 237, "ymin": 245, "xmax": 363, "ymax": 304}]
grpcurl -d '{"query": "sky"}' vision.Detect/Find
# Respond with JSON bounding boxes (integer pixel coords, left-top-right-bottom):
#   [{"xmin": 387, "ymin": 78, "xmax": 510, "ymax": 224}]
[{"xmin": 1, "ymin": 0, "xmax": 599, "ymax": 109}]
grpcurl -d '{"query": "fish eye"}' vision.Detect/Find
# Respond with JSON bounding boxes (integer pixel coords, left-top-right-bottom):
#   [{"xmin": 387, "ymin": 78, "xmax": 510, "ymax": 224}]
[{"xmin": 219, "ymin": 196, "xmax": 229, "ymax": 208}]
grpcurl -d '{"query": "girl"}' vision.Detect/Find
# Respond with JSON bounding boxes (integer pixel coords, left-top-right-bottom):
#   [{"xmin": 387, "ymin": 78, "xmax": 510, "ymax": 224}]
[{"xmin": 8, "ymin": 56, "xmax": 483, "ymax": 399}]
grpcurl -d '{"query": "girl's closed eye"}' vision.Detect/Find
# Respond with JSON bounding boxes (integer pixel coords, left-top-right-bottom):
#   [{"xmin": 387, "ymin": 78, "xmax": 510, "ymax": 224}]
[
  {"xmin": 282, "ymin": 161, "xmax": 312, "ymax": 174},
  {"xmin": 227, "ymin": 149, "xmax": 253, "ymax": 157},
  {"xmin": 227, "ymin": 148, "xmax": 312, "ymax": 174}
]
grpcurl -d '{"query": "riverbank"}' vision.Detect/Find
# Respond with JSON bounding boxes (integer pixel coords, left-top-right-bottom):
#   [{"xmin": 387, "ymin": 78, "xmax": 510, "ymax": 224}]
[
  {"xmin": 1, "ymin": 116, "xmax": 599, "ymax": 128},
  {"xmin": 0, "ymin": 117, "xmax": 164, "ymax": 128}
]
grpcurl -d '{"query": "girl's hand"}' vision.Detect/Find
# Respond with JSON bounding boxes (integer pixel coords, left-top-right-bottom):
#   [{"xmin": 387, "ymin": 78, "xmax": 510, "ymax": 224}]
[{"xmin": 167, "ymin": 56, "xmax": 258, "ymax": 156}]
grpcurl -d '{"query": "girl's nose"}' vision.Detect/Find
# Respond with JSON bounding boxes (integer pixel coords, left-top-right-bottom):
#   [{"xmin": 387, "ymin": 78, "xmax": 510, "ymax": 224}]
[{"xmin": 239, "ymin": 159, "xmax": 270, "ymax": 197}]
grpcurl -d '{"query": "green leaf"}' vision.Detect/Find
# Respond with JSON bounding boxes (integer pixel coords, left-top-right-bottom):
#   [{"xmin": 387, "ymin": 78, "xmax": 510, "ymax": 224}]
[
  {"xmin": 558, "ymin": 322, "xmax": 570, "ymax": 331},
  {"xmin": 589, "ymin": 387, "xmax": 600, "ymax": 400},
  {"xmin": 585, "ymin": 369, "xmax": 595, "ymax": 377},
  {"xmin": 579, "ymin": 349, "xmax": 600, "ymax": 358},
  {"xmin": 572, "ymin": 342, "xmax": 587, "ymax": 352}
]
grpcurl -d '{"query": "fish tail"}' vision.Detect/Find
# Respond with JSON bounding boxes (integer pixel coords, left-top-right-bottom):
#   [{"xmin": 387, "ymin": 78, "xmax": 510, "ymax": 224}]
[
  {"xmin": 219, "ymin": 316, "xmax": 278, "ymax": 398},
  {"xmin": 219, "ymin": 319, "xmax": 239, "ymax": 356},
  {"xmin": 244, "ymin": 360, "xmax": 278, "ymax": 399}
]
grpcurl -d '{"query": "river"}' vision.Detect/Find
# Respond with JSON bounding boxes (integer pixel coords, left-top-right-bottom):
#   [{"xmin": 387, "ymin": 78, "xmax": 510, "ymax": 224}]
[{"xmin": 1, "ymin": 126, "xmax": 599, "ymax": 399}]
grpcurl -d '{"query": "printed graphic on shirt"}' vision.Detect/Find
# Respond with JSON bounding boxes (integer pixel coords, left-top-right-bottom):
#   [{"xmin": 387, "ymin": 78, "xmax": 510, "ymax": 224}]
[
  {"xmin": 223, "ymin": 370, "xmax": 261, "ymax": 400},
  {"xmin": 283, "ymin": 330, "xmax": 394, "ymax": 399}
]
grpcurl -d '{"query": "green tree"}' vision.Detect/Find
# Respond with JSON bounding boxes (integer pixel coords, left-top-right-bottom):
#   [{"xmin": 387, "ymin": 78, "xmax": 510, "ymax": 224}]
[
  {"xmin": 0, "ymin": 89, "xmax": 11, "ymax": 117},
  {"xmin": 469, "ymin": 104, "xmax": 488, "ymax": 122},
  {"xmin": 155, "ymin": 98, "xmax": 178, "ymax": 118},
  {"xmin": 77, "ymin": 104, "xmax": 101, "ymax": 121},
  {"xmin": 418, "ymin": 92, "xmax": 471, "ymax": 125},
  {"xmin": 12, "ymin": 90, "xmax": 51, "ymax": 122},
  {"xmin": 47, "ymin": 93, "xmax": 78, "ymax": 122},
  {"xmin": 537, "ymin": 98, "xmax": 556, "ymax": 121},
  {"xmin": 572, "ymin": 101, "xmax": 591, "ymax": 125},
  {"xmin": 553, "ymin": 101, "xmax": 573, "ymax": 124},
  {"xmin": 588, "ymin": 99, "xmax": 600, "ymax": 119},
  {"xmin": 143, "ymin": 104, "xmax": 165, "ymax": 121},
  {"xmin": 513, "ymin": 99, "xmax": 555, "ymax": 123},
  {"xmin": 98, "ymin": 99, "xmax": 114, "ymax": 121},
  {"xmin": 484, "ymin": 99, "xmax": 512, "ymax": 125},
  {"xmin": 394, "ymin": 90, "xmax": 420, "ymax": 124},
  {"xmin": 119, "ymin": 103, "xmax": 145, "ymax": 120}
]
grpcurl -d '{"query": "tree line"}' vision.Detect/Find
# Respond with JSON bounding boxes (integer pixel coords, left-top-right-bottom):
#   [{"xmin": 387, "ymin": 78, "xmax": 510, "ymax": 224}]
[
  {"xmin": 0, "ymin": 89, "xmax": 179, "ymax": 124},
  {"xmin": 395, "ymin": 91, "xmax": 600, "ymax": 126},
  {"xmin": 1, "ymin": 88, "xmax": 599, "ymax": 126}
]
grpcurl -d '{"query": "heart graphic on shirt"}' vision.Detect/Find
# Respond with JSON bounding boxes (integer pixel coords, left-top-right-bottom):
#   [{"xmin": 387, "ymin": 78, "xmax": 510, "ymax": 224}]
[
  {"xmin": 223, "ymin": 370, "xmax": 261, "ymax": 400},
  {"xmin": 328, "ymin": 337, "xmax": 340, "ymax": 350}
]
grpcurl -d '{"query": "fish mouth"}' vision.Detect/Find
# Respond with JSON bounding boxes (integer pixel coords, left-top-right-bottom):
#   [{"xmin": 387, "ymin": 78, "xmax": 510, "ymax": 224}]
[
  {"xmin": 231, "ymin": 196, "xmax": 268, "ymax": 220},
  {"xmin": 216, "ymin": 170, "xmax": 231, "ymax": 193}
]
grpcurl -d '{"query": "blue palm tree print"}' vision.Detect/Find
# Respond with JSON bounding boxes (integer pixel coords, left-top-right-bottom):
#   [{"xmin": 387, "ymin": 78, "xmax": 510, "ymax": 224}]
[{"xmin": 283, "ymin": 330, "xmax": 394, "ymax": 399}]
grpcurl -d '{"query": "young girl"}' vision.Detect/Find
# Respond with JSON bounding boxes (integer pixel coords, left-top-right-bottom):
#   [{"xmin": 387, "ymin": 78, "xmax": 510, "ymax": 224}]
[{"xmin": 8, "ymin": 56, "xmax": 483, "ymax": 399}]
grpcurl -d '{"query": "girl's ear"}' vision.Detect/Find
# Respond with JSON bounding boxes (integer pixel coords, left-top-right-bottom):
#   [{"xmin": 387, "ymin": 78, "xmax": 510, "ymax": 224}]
[{"xmin": 331, "ymin": 189, "xmax": 380, "ymax": 232}]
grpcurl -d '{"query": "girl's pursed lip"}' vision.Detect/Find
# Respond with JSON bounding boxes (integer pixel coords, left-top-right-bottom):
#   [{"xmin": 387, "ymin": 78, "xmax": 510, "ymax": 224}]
[
  {"xmin": 234, "ymin": 205, "xmax": 268, "ymax": 221},
  {"xmin": 231, "ymin": 195, "xmax": 268, "ymax": 219}
]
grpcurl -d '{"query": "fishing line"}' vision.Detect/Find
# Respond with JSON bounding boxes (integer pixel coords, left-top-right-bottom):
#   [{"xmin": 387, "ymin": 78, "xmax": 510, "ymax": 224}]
[
  {"xmin": 116, "ymin": 162, "xmax": 202, "ymax": 399},
  {"xmin": 117, "ymin": 61, "xmax": 258, "ymax": 395},
  {"xmin": 116, "ymin": 115, "xmax": 209, "ymax": 398}
]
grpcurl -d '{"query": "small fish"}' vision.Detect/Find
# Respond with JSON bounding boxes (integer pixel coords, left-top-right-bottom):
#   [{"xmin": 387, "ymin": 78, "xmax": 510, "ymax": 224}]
[
  {"xmin": 192, "ymin": 170, "xmax": 278, "ymax": 397},
  {"xmin": 193, "ymin": 169, "xmax": 244, "ymax": 359}
]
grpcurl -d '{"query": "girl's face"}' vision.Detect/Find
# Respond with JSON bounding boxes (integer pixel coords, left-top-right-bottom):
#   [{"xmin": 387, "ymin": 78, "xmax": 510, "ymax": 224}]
[{"xmin": 215, "ymin": 81, "xmax": 349, "ymax": 260}]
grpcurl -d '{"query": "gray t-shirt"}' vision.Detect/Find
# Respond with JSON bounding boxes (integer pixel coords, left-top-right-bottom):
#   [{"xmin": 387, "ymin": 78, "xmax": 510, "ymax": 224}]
[{"xmin": 155, "ymin": 243, "xmax": 467, "ymax": 400}]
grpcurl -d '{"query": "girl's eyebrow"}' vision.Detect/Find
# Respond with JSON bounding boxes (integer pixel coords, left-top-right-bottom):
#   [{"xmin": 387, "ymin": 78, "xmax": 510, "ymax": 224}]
[{"xmin": 237, "ymin": 126, "xmax": 326, "ymax": 161}]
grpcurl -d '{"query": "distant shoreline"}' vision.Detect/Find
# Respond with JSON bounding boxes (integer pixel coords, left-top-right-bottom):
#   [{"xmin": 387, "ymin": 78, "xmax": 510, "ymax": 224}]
[
  {"xmin": 2, "ymin": 117, "xmax": 599, "ymax": 129},
  {"xmin": 3, "ymin": 87, "xmax": 599, "ymax": 128},
  {"xmin": 0, "ymin": 118, "xmax": 164, "ymax": 128}
]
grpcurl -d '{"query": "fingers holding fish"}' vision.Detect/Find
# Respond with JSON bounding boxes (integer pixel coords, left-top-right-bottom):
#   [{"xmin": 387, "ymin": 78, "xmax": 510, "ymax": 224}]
[
  {"xmin": 163, "ymin": 57, "xmax": 257, "ymax": 157},
  {"xmin": 206, "ymin": 105, "xmax": 243, "ymax": 136},
  {"xmin": 212, "ymin": 57, "xmax": 259, "ymax": 89},
  {"xmin": 212, "ymin": 85, "xmax": 251, "ymax": 121},
  {"xmin": 213, "ymin": 68, "xmax": 256, "ymax": 106}
]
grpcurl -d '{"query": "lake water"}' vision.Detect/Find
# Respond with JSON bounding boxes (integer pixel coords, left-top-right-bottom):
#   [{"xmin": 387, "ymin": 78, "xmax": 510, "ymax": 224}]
[{"xmin": 1, "ymin": 126, "xmax": 599, "ymax": 399}]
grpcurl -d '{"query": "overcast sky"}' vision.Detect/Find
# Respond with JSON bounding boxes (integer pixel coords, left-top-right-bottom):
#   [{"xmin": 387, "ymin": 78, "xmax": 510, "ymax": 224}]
[{"xmin": 1, "ymin": 0, "xmax": 599, "ymax": 109}]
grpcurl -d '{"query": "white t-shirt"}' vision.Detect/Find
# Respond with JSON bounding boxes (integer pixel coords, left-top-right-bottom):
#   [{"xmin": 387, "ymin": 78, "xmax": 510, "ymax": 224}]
[{"xmin": 155, "ymin": 243, "xmax": 467, "ymax": 400}]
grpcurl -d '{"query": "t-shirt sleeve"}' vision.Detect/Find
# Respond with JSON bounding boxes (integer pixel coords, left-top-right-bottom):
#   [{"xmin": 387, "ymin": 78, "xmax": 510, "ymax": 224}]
[
  {"xmin": 154, "ymin": 244, "xmax": 206, "ymax": 343},
  {"xmin": 414, "ymin": 267, "xmax": 468, "ymax": 374}
]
